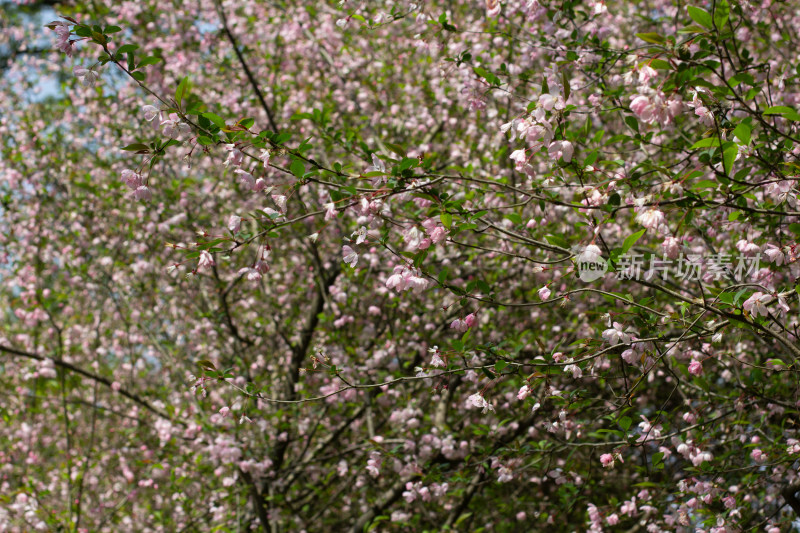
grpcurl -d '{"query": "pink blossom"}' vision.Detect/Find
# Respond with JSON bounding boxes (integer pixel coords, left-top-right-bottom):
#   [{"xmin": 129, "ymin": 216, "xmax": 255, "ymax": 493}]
[
  {"xmin": 228, "ymin": 215, "xmax": 242, "ymax": 233},
  {"xmin": 548, "ymin": 140, "xmax": 574, "ymax": 163},
  {"xmin": 133, "ymin": 186, "xmax": 152, "ymax": 201},
  {"xmin": 466, "ymin": 393, "xmax": 494, "ymax": 413},
  {"xmin": 430, "ymin": 226, "xmax": 447, "ymax": 244},
  {"xmin": 121, "ymin": 169, "xmax": 143, "ymax": 189},
  {"xmin": 634, "ymin": 208, "xmax": 666, "ymax": 232},
  {"xmin": 450, "ymin": 318, "xmax": 468, "ymax": 333},
  {"xmin": 688, "ymin": 360, "xmax": 703, "ymax": 376},
  {"xmin": 160, "ymin": 113, "xmax": 191, "ymax": 139},
  {"xmin": 517, "ymin": 385, "xmax": 530, "ymax": 400},
  {"xmin": 224, "ymin": 144, "xmax": 244, "ymax": 167},
  {"xmin": 763, "ymin": 244, "xmax": 785, "ymax": 265},
  {"xmin": 661, "ymin": 236, "xmax": 681, "ymax": 259},
  {"xmin": 464, "ymin": 313, "xmax": 476, "ymax": 328},
  {"xmin": 429, "ymin": 346, "xmax": 445, "ymax": 368},
  {"xmin": 234, "ymin": 169, "xmax": 256, "ymax": 190},
  {"xmin": 510, "ymin": 149, "xmax": 528, "ymax": 170},
  {"xmin": 630, "ymin": 94, "xmax": 655, "ymax": 122},
  {"xmin": 750, "ymin": 448, "xmax": 766, "ymax": 463},
  {"xmin": 742, "ymin": 292, "xmax": 770, "ymax": 318},
  {"xmin": 238, "ymin": 267, "xmax": 262, "ymax": 282},
  {"xmin": 722, "ymin": 496, "xmax": 736, "ymax": 509},
  {"xmin": 538, "ymin": 286, "xmax": 551, "ymax": 300}
]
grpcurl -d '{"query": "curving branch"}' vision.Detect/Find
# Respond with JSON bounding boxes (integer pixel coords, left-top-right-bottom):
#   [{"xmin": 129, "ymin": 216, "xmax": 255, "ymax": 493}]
[{"xmin": 0, "ymin": 343, "xmax": 184, "ymax": 425}]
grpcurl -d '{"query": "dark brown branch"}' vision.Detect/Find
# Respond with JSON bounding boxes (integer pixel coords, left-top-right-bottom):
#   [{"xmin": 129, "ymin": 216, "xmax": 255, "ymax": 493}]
[
  {"xmin": 0, "ymin": 343, "xmax": 183, "ymax": 425},
  {"xmin": 214, "ymin": 0, "xmax": 279, "ymax": 132},
  {"xmin": 782, "ymin": 484, "xmax": 800, "ymax": 517}
]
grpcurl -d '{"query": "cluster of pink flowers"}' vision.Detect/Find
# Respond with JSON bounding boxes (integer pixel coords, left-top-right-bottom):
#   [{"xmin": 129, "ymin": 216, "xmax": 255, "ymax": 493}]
[
  {"xmin": 48, "ymin": 21, "xmax": 74, "ymax": 56},
  {"xmin": 120, "ymin": 169, "xmax": 151, "ymax": 200},
  {"xmin": 629, "ymin": 88, "xmax": 683, "ymax": 127},
  {"xmin": 385, "ymin": 265, "xmax": 429, "ymax": 293},
  {"xmin": 449, "ymin": 313, "xmax": 476, "ymax": 333}
]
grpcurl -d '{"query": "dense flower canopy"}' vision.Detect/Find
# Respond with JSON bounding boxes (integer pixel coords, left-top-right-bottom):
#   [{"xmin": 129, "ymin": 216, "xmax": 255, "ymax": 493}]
[{"xmin": 1, "ymin": 0, "xmax": 800, "ymax": 531}]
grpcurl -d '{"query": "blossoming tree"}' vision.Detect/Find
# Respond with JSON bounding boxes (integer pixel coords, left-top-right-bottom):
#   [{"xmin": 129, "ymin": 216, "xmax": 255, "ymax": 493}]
[{"xmin": 1, "ymin": 0, "xmax": 800, "ymax": 531}]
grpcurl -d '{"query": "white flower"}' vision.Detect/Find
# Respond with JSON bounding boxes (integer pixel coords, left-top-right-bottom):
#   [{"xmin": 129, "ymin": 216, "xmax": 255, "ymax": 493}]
[
  {"xmin": 228, "ymin": 215, "xmax": 242, "ymax": 233},
  {"xmin": 73, "ymin": 66, "xmax": 99, "ymax": 87},
  {"xmin": 142, "ymin": 105, "xmax": 159, "ymax": 122},
  {"xmin": 234, "ymin": 169, "xmax": 256, "ymax": 190},
  {"xmin": 272, "ymin": 194, "xmax": 287, "ymax": 213},
  {"xmin": 635, "ymin": 208, "xmax": 666, "ymax": 232},
  {"xmin": 342, "ymin": 245, "xmax": 358, "ymax": 268},
  {"xmin": 260, "ymin": 149, "xmax": 271, "ymax": 168},
  {"xmin": 368, "ymin": 153, "xmax": 386, "ymax": 173},
  {"xmin": 160, "ymin": 114, "xmax": 191, "ymax": 139},
  {"xmin": 197, "ymin": 251, "xmax": 215, "ymax": 269},
  {"xmin": 602, "ymin": 322, "xmax": 631, "ymax": 345},
  {"xmin": 466, "ymin": 393, "xmax": 495, "ymax": 413},
  {"xmin": 353, "ymin": 226, "xmax": 368, "ymax": 245}
]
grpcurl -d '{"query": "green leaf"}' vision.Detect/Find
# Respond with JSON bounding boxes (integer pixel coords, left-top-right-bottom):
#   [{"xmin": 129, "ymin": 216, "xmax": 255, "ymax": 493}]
[
  {"xmin": 197, "ymin": 136, "xmax": 214, "ymax": 146},
  {"xmin": 384, "ymin": 142, "xmax": 406, "ymax": 157},
  {"xmin": 494, "ymin": 361, "xmax": 508, "ymax": 373},
  {"xmin": 618, "ymin": 416, "xmax": 632, "ymax": 431},
  {"xmin": 121, "ymin": 143, "xmax": 150, "ymax": 152},
  {"xmin": 729, "ymin": 72, "xmax": 754, "ymax": 87},
  {"xmin": 625, "ymin": 115, "xmax": 639, "ymax": 133},
  {"xmin": 763, "ymin": 106, "xmax": 800, "ymax": 121},
  {"xmin": 635, "ymin": 32, "xmax": 665, "ymax": 44},
  {"xmin": 202, "ymin": 113, "xmax": 226, "ymax": 129},
  {"xmin": 688, "ymin": 6, "xmax": 713, "ymax": 29},
  {"xmin": 545, "ymin": 234, "xmax": 568, "ymax": 249},
  {"xmin": 117, "ymin": 44, "xmax": 138, "ymax": 54},
  {"xmin": 713, "ymin": 0, "xmax": 730, "ymax": 29},
  {"xmin": 290, "ymin": 160, "xmax": 305, "ymax": 178},
  {"xmin": 678, "ymin": 24, "xmax": 710, "ymax": 34},
  {"xmin": 440, "ymin": 212, "xmax": 452, "ymax": 229},
  {"xmin": 197, "ymin": 360, "xmax": 217, "ymax": 371},
  {"xmin": 622, "ymin": 229, "xmax": 646, "ymax": 253},
  {"xmin": 649, "ymin": 59, "xmax": 672, "ymax": 70},
  {"xmin": 732, "ymin": 123, "xmax": 751, "ymax": 145},
  {"xmin": 690, "ymin": 137, "xmax": 721, "ymax": 149},
  {"xmin": 130, "ymin": 71, "xmax": 145, "ymax": 81},
  {"xmin": 723, "ymin": 142, "xmax": 738, "ymax": 176},
  {"xmin": 175, "ymin": 76, "xmax": 190, "ymax": 108},
  {"xmin": 104, "ymin": 25, "xmax": 122, "ymax": 33},
  {"xmin": 473, "ymin": 66, "xmax": 501, "ymax": 86},
  {"xmin": 136, "ymin": 56, "xmax": 163, "ymax": 69}
]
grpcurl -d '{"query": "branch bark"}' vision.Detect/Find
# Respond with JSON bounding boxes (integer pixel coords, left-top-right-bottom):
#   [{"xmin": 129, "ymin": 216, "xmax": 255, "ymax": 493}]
[{"xmin": 0, "ymin": 343, "xmax": 183, "ymax": 425}]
